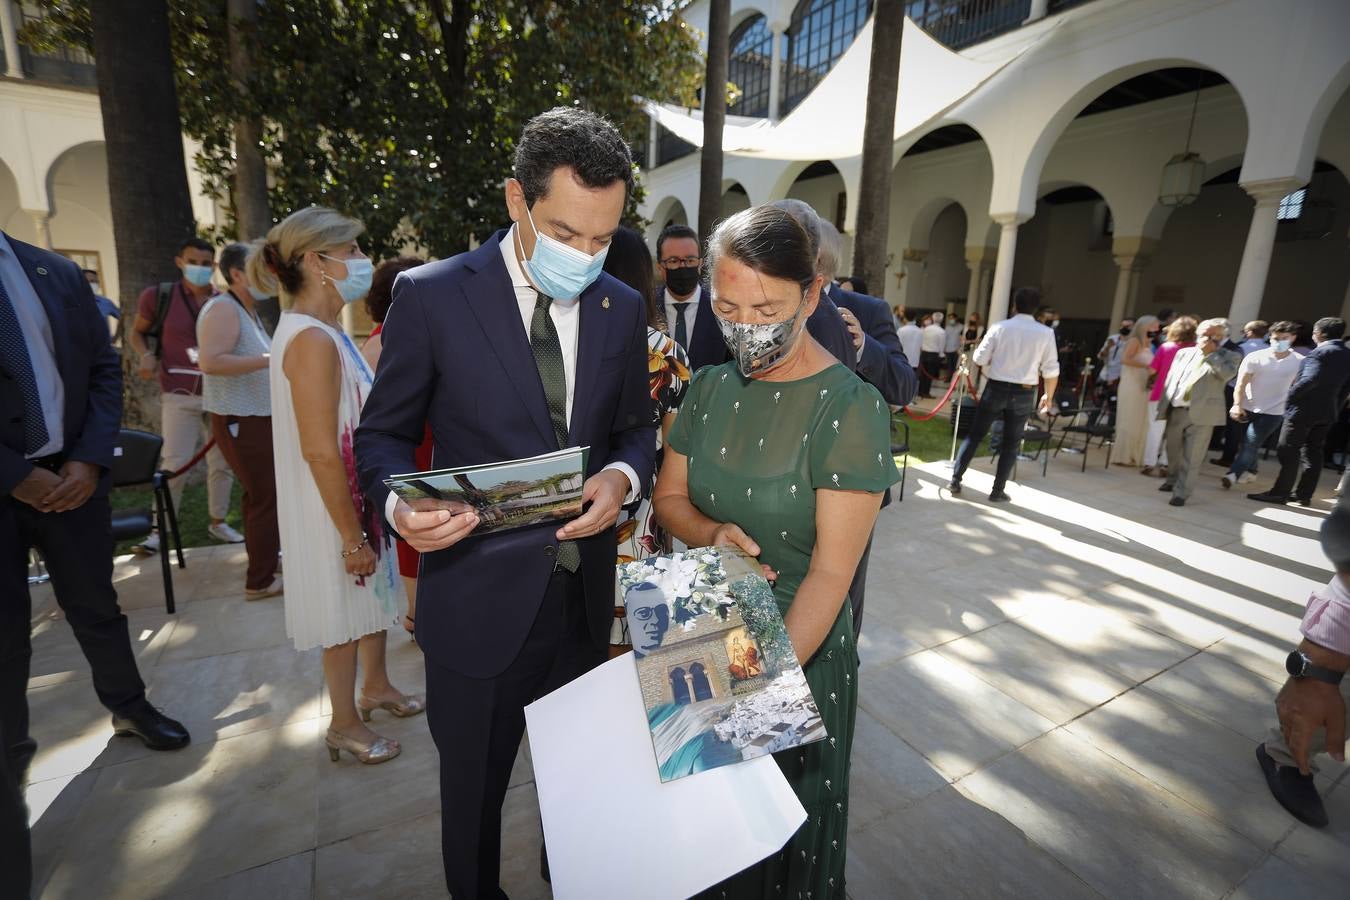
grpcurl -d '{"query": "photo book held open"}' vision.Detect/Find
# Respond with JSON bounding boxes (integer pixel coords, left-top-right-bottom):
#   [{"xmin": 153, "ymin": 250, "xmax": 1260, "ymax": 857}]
[
  {"xmin": 618, "ymin": 546, "xmax": 826, "ymax": 782},
  {"xmin": 383, "ymin": 446, "xmax": 589, "ymax": 536}
]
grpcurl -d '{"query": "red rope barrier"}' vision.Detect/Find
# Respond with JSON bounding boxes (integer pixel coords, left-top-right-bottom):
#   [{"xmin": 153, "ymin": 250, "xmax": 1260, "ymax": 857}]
[
  {"xmin": 167, "ymin": 438, "xmax": 216, "ymax": 479},
  {"xmin": 903, "ymin": 374, "xmax": 966, "ymax": 422}
]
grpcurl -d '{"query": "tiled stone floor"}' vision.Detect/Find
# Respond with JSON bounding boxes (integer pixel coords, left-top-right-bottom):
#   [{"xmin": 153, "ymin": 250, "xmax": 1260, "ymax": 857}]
[{"xmin": 24, "ymin": 443, "xmax": 1347, "ymax": 898}]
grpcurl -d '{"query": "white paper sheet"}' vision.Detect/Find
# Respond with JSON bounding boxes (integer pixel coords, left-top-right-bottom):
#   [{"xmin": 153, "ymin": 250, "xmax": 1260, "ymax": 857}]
[{"xmin": 524, "ymin": 654, "xmax": 807, "ymax": 900}]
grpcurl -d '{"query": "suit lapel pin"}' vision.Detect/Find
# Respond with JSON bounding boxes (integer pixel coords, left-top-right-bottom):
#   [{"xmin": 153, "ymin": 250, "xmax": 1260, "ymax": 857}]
[
  {"xmin": 35, "ymin": 267, "xmax": 48, "ymax": 276},
  {"xmin": 601, "ymin": 297, "xmax": 610, "ymax": 309}
]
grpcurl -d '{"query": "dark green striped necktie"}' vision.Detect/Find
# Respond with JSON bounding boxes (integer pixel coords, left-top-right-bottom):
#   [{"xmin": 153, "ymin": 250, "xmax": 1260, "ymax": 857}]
[{"xmin": 530, "ymin": 291, "xmax": 580, "ymax": 572}]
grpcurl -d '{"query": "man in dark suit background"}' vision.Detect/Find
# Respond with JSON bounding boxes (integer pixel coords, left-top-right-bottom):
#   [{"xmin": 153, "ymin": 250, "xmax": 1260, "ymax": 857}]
[
  {"xmin": 1251, "ymin": 317, "xmax": 1350, "ymax": 506},
  {"xmin": 654, "ymin": 224, "xmax": 727, "ymax": 372},
  {"xmin": 815, "ymin": 218, "xmax": 916, "ymax": 637},
  {"xmin": 768, "ymin": 200, "xmax": 857, "ymax": 372},
  {"xmin": 354, "ymin": 108, "xmax": 655, "ymax": 899},
  {"xmin": 1, "ymin": 231, "xmax": 191, "ymax": 895}
]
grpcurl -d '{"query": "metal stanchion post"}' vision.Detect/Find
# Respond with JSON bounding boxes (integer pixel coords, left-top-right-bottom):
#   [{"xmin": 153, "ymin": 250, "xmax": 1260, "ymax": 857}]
[{"xmin": 949, "ymin": 351, "xmax": 970, "ymax": 465}]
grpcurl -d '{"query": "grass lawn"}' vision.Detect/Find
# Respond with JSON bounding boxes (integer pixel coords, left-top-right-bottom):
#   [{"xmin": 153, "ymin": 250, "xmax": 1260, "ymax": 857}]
[
  {"xmin": 894, "ymin": 409, "xmax": 990, "ymax": 465},
  {"xmin": 110, "ymin": 481, "xmax": 245, "ymax": 552}
]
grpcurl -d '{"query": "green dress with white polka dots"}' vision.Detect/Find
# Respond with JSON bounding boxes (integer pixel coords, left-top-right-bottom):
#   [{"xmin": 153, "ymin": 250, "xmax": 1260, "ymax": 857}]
[{"xmin": 667, "ymin": 361, "xmax": 899, "ymax": 900}]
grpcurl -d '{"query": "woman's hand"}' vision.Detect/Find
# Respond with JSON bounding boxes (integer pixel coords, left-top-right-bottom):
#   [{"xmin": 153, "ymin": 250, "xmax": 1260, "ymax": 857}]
[
  {"xmin": 343, "ymin": 541, "xmax": 377, "ymax": 578},
  {"xmin": 710, "ymin": 522, "xmax": 778, "ymax": 582}
]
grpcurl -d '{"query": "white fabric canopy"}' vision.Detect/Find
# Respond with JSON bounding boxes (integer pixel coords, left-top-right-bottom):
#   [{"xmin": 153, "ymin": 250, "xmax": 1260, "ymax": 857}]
[{"xmin": 645, "ymin": 16, "xmax": 1051, "ymax": 160}]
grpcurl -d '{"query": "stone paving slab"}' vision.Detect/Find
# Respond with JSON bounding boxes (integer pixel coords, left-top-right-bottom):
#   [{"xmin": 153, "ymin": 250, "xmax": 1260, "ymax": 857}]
[{"xmin": 24, "ymin": 450, "xmax": 1342, "ymax": 899}]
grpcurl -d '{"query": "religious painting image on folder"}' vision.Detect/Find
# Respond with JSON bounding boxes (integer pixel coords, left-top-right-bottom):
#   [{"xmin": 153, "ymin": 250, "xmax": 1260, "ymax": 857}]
[
  {"xmin": 618, "ymin": 546, "xmax": 826, "ymax": 782},
  {"xmin": 383, "ymin": 446, "xmax": 588, "ymax": 535}
]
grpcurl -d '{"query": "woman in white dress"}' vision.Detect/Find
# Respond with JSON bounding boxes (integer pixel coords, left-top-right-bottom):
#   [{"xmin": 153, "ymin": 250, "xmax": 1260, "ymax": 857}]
[
  {"xmin": 1112, "ymin": 315, "xmax": 1159, "ymax": 466},
  {"xmin": 248, "ymin": 207, "xmax": 423, "ymax": 765}
]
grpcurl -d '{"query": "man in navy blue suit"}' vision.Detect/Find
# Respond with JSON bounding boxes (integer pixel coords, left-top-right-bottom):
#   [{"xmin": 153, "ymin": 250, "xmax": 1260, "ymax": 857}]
[
  {"xmin": 654, "ymin": 223, "xmax": 727, "ymax": 371},
  {"xmin": 2, "ymin": 231, "xmax": 191, "ymax": 895},
  {"xmin": 354, "ymin": 108, "xmax": 655, "ymax": 899},
  {"xmin": 815, "ymin": 219, "xmax": 916, "ymax": 637}
]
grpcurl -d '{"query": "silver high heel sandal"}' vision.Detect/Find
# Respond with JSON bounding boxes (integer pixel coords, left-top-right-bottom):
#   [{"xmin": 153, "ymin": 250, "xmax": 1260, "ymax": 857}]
[
  {"xmin": 357, "ymin": 693, "xmax": 426, "ymax": 721},
  {"xmin": 325, "ymin": 727, "xmax": 401, "ymax": 765}
]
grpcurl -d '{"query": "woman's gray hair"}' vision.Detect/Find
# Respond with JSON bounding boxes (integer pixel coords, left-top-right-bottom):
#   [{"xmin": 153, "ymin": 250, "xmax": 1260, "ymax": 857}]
[
  {"xmin": 1128, "ymin": 315, "xmax": 1159, "ymax": 342},
  {"xmin": 1197, "ymin": 317, "xmax": 1231, "ymax": 340},
  {"xmin": 815, "ymin": 219, "xmax": 843, "ymax": 282}
]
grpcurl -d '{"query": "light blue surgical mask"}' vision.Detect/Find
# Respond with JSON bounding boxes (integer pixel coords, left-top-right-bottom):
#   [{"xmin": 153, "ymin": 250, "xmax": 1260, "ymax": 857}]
[
  {"xmin": 517, "ymin": 205, "xmax": 609, "ymax": 299},
  {"xmin": 183, "ymin": 264, "xmax": 214, "ymax": 287},
  {"xmin": 247, "ymin": 286, "xmax": 271, "ymax": 301},
  {"xmin": 319, "ymin": 254, "xmax": 373, "ymax": 304},
  {"xmin": 1271, "ymin": 338, "xmax": 1293, "ymax": 353}
]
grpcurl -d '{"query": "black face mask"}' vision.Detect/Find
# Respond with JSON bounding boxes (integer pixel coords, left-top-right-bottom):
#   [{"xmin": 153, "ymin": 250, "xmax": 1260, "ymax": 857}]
[
  {"xmin": 1119, "ymin": 327, "xmax": 1131, "ymax": 336},
  {"xmin": 665, "ymin": 266, "xmax": 700, "ymax": 296}
]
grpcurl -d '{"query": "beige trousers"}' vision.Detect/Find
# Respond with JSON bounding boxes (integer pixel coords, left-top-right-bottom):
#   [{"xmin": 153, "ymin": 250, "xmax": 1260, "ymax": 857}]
[
  {"xmin": 1265, "ymin": 679, "xmax": 1350, "ymax": 773},
  {"xmin": 160, "ymin": 392, "xmax": 234, "ymax": 520},
  {"xmin": 1144, "ymin": 401, "xmax": 1169, "ymax": 467}
]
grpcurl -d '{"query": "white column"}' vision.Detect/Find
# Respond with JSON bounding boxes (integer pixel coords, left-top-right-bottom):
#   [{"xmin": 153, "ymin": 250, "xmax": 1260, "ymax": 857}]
[
  {"xmin": 1229, "ymin": 178, "xmax": 1302, "ymax": 328},
  {"xmin": 1, "ymin": 1, "xmax": 23, "ymax": 79},
  {"xmin": 1024, "ymin": 0, "xmax": 1050, "ymax": 24},
  {"xmin": 1109, "ymin": 257, "xmax": 1140, "ymax": 328},
  {"xmin": 647, "ymin": 114, "xmax": 658, "ymax": 170},
  {"xmin": 26, "ymin": 210, "xmax": 52, "ymax": 249},
  {"xmin": 964, "ymin": 264, "xmax": 982, "ymax": 319},
  {"xmin": 964, "ymin": 246, "xmax": 994, "ymax": 323},
  {"xmin": 986, "ymin": 214, "xmax": 1028, "ymax": 327},
  {"xmin": 767, "ymin": 23, "xmax": 785, "ymax": 121}
]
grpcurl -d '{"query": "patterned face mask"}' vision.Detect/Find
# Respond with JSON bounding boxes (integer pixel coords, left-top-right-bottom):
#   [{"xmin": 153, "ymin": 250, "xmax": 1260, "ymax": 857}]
[{"xmin": 713, "ymin": 294, "xmax": 809, "ymax": 378}]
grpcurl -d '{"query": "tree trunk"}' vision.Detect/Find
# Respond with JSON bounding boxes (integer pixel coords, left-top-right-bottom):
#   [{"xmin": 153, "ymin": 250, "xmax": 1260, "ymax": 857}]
[
  {"xmin": 90, "ymin": 0, "xmax": 196, "ymax": 430},
  {"xmin": 697, "ymin": 0, "xmax": 730, "ymax": 246},
  {"xmin": 228, "ymin": 0, "xmax": 270, "ymax": 240},
  {"xmin": 853, "ymin": 1, "xmax": 904, "ymax": 297}
]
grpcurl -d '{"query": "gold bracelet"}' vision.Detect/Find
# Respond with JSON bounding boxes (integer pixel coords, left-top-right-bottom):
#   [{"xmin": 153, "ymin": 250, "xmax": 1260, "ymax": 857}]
[{"xmin": 341, "ymin": 533, "xmax": 369, "ymax": 558}]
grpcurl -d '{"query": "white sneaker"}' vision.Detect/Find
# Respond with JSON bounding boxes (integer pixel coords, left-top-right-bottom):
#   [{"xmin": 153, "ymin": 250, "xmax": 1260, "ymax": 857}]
[
  {"xmin": 137, "ymin": 531, "xmax": 160, "ymax": 554},
  {"xmin": 1221, "ymin": 472, "xmax": 1235, "ymax": 489},
  {"xmin": 209, "ymin": 522, "xmax": 245, "ymax": 544},
  {"xmin": 1237, "ymin": 472, "xmax": 1257, "ymax": 484}
]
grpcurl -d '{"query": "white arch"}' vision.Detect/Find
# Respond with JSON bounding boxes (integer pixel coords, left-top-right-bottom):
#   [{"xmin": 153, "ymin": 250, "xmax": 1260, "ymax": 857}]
[{"xmin": 646, "ymin": 196, "xmax": 689, "ymax": 247}]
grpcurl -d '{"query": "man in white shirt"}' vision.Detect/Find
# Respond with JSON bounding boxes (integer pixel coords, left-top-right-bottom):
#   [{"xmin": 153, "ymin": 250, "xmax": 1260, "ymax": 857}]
[
  {"xmin": 943, "ymin": 313, "xmax": 964, "ymax": 379},
  {"xmin": 919, "ymin": 312, "xmax": 946, "ymax": 398},
  {"xmin": 949, "ymin": 287, "xmax": 1059, "ymax": 501},
  {"xmin": 1224, "ymin": 321, "xmax": 1303, "ymax": 488},
  {"xmin": 898, "ymin": 315, "xmax": 923, "ymax": 371}
]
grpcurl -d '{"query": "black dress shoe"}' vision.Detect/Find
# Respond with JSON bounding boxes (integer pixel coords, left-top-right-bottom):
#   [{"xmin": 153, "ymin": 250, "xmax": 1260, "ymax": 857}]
[
  {"xmin": 1169, "ymin": 496, "xmax": 1185, "ymax": 507},
  {"xmin": 1209, "ymin": 457, "xmax": 1234, "ymax": 467},
  {"xmin": 1293, "ymin": 497, "xmax": 1315, "ymax": 507},
  {"xmin": 111, "ymin": 703, "xmax": 190, "ymax": 750},
  {"xmin": 1158, "ymin": 482, "xmax": 1174, "ymax": 492},
  {"xmin": 948, "ymin": 481, "xmax": 962, "ymax": 496},
  {"xmin": 988, "ymin": 490, "xmax": 1011, "ymax": 502},
  {"xmin": 1256, "ymin": 743, "xmax": 1328, "ymax": 827},
  {"xmin": 1248, "ymin": 492, "xmax": 1291, "ymax": 504}
]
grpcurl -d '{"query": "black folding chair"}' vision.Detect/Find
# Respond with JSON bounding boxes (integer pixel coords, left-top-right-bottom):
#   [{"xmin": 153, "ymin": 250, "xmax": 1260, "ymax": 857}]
[
  {"xmin": 1018, "ymin": 422, "xmax": 1054, "ymax": 478},
  {"xmin": 110, "ymin": 429, "xmax": 185, "ymax": 613},
  {"xmin": 891, "ymin": 416, "xmax": 911, "ymax": 501},
  {"xmin": 1053, "ymin": 405, "xmax": 1115, "ymax": 472}
]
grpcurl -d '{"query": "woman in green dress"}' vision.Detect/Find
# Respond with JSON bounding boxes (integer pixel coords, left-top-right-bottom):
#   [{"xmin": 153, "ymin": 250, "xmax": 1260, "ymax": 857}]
[{"xmin": 654, "ymin": 205, "xmax": 898, "ymax": 899}]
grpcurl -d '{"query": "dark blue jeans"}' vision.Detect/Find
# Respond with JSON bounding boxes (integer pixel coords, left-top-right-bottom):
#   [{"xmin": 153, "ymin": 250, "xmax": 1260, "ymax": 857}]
[
  {"xmin": 1231, "ymin": 412, "xmax": 1281, "ymax": 477},
  {"xmin": 953, "ymin": 381, "xmax": 1036, "ymax": 492}
]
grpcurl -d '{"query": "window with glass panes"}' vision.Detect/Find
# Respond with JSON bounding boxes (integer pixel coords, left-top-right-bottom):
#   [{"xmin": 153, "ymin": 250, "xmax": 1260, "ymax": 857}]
[
  {"xmin": 782, "ymin": 0, "xmax": 872, "ymax": 116},
  {"xmin": 728, "ymin": 15, "xmax": 776, "ymax": 118}
]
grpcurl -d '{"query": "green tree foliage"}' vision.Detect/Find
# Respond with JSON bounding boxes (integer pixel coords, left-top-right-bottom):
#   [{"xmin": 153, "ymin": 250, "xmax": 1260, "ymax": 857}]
[{"xmin": 24, "ymin": 1, "xmax": 702, "ymax": 258}]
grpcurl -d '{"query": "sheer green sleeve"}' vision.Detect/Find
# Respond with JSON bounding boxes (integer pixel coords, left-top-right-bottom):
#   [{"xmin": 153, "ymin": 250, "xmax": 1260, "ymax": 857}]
[
  {"xmin": 666, "ymin": 363, "xmax": 717, "ymax": 457},
  {"xmin": 809, "ymin": 379, "xmax": 899, "ymax": 493}
]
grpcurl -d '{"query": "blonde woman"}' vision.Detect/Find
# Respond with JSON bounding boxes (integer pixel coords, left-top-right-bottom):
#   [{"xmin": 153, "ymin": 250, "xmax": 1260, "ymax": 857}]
[
  {"xmin": 248, "ymin": 207, "xmax": 423, "ymax": 765},
  {"xmin": 1111, "ymin": 316, "xmax": 1159, "ymax": 466}
]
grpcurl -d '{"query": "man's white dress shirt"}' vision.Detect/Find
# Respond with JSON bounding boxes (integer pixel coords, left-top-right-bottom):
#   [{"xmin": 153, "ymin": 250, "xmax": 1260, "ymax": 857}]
[
  {"xmin": 921, "ymin": 323, "xmax": 946, "ymax": 354},
  {"xmin": 663, "ymin": 283, "xmax": 701, "ymax": 345},
  {"xmin": 0, "ymin": 231, "xmax": 65, "ymax": 457},
  {"xmin": 898, "ymin": 323, "xmax": 922, "ymax": 367},
  {"xmin": 971, "ymin": 313, "xmax": 1061, "ymax": 385}
]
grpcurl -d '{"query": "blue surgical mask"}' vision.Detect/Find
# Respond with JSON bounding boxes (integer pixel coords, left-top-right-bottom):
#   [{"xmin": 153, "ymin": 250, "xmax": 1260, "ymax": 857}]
[
  {"xmin": 518, "ymin": 205, "xmax": 609, "ymax": 299},
  {"xmin": 319, "ymin": 254, "xmax": 373, "ymax": 304},
  {"xmin": 183, "ymin": 264, "xmax": 214, "ymax": 287},
  {"xmin": 247, "ymin": 286, "xmax": 271, "ymax": 301},
  {"xmin": 1271, "ymin": 338, "xmax": 1293, "ymax": 353}
]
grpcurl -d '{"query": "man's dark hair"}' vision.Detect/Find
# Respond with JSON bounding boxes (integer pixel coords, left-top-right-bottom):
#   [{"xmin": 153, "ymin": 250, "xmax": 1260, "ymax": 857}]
[
  {"xmin": 218, "ymin": 242, "xmax": 250, "ymax": 282},
  {"xmin": 656, "ymin": 224, "xmax": 699, "ymax": 260},
  {"xmin": 179, "ymin": 236, "xmax": 214, "ymax": 256},
  {"xmin": 1269, "ymin": 320, "xmax": 1298, "ymax": 336},
  {"xmin": 1012, "ymin": 286, "xmax": 1042, "ymax": 315},
  {"xmin": 706, "ymin": 205, "xmax": 816, "ymax": 294},
  {"xmin": 1157, "ymin": 308, "xmax": 1174, "ymax": 323},
  {"xmin": 603, "ymin": 227, "xmax": 659, "ymax": 327},
  {"xmin": 843, "ymin": 275, "xmax": 868, "ymax": 295},
  {"xmin": 1321, "ymin": 502, "xmax": 1350, "ymax": 574},
  {"xmin": 513, "ymin": 107, "xmax": 634, "ymax": 206},
  {"xmin": 81, "ymin": 268, "xmax": 98, "ymax": 279},
  {"xmin": 1314, "ymin": 317, "xmax": 1346, "ymax": 340},
  {"xmin": 367, "ymin": 256, "xmax": 425, "ymax": 324}
]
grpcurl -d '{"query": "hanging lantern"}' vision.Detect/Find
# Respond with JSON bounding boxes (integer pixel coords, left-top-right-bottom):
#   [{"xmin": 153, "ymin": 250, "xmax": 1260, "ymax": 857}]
[{"xmin": 1159, "ymin": 151, "xmax": 1205, "ymax": 207}]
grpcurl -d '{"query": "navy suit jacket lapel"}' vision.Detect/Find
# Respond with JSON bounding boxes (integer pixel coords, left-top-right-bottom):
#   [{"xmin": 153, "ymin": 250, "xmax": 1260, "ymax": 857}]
[
  {"xmin": 10, "ymin": 240, "xmax": 71, "ymax": 385},
  {"xmin": 568, "ymin": 278, "xmax": 613, "ymax": 447},
  {"xmin": 692, "ymin": 286, "xmax": 721, "ymax": 365},
  {"xmin": 460, "ymin": 233, "xmax": 556, "ymax": 449}
]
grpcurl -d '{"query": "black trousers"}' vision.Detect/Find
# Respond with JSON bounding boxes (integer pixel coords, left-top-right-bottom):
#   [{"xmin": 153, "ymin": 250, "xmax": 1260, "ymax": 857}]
[
  {"xmin": 426, "ymin": 570, "xmax": 605, "ymax": 900},
  {"xmin": 918, "ymin": 351, "xmax": 942, "ymax": 397},
  {"xmin": 1, "ymin": 496, "xmax": 146, "ymax": 773},
  {"xmin": 0, "ymin": 709, "xmax": 30, "ymax": 900},
  {"xmin": 1270, "ymin": 416, "xmax": 1331, "ymax": 502},
  {"xmin": 952, "ymin": 381, "xmax": 1036, "ymax": 493}
]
